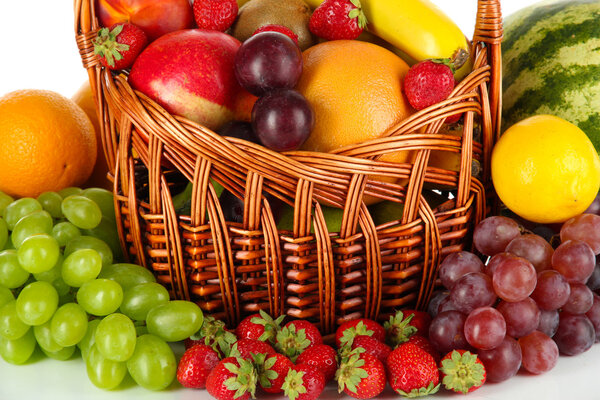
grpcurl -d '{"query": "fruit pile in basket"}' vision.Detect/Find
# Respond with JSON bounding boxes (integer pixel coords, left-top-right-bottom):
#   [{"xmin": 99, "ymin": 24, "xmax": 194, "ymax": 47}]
[{"xmin": 92, "ymin": 0, "xmax": 471, "ymax": 160}]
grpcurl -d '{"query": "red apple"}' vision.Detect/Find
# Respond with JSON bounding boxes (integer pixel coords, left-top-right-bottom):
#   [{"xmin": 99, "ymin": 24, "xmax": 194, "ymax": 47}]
[
  {"xmin": 129, "ymin": 29, "xmax": 255, "ymax": 131},
  {"xmin": 96, "ymin": 0, "xmax": 193, "ymax": 41}
]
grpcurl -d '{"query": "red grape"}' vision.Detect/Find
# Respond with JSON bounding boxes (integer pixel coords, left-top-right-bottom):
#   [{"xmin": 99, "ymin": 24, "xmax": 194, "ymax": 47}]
[
  {"xmin": 464, "ymin": 307, "xmax": 506, "ymax": 350},
  {"xmin": 427, "ymin": 291, "xmax": 448, "ymax": 318},
  {"xmin": 560, "ymin": 213, "xmax": 600, "ymax": 254},
  {"xmin": 496, "ymin": 298, "xmax": 540, "ymax": 338},
  {"xmin": 234, "ymin": 31, "xmax": 302, "ymax": 96},
  {"xmin": 428, "ymin": 310, "xmax": 469, "ymax": 354},
  {"xmin": 537, "ymin": 309, "xmax": 559, "ymax": 338},
  {"xmin": 553, "ymin": 313, "xmax": 595, "ymax": 356},
  {"xmin": 219, "ymin": 121, "xmax": 258, "ymax": 143},
  {"xmin": 505, "ymin": 233, "xmax": 553, "ymax": 272},
  {"xmin": 437, "ymin": 295, "xmax": 460, "ymax": 314},
  {"xmin": 492, "ymin": 255, "xmax": 537, "ymax": 302},
  {"xmin": 438, "ymin": 251, "xmax": 484, "ymax": 290},
  {"xmin": 473, "ymin": 216, "xmax": 521, "ymax": 256},
  {"xmin": 586, "ymin": 259, "xmax": 600, "ymax": 291},
  {"xmin": 551, "ymin": 240, "xmax": 596, "ymax": 283},
  {"xmin": 562, "ymin": 282, "xmax": 593, "ymax": 314},
  {"xmin": 530, "ymin": 270, "xmax": 570, "ymax": 311},
  {"xmin": 584, "ymin": 192, "xmax": 600, "ymax": 215},
  {"xmin": 585, "ymin": 294, "xmax": 600, "ymax": 342},
  {"xmin": 449, "ymin": 272, "xmax": 497, "ymax": 314},
  {"xmin": 478, "ymin": 336, "xmax": 522, "ymax": 383},
  {"xmin": 519, "ymin": 331, "xmax": 558, "ymax": 374},
  {"xmin": 485, "ymin": 252, "xmax": 516, "ymax": 277},
  {"xmin": 252, "ymin": 89, "xmax": 314, "ymax": 151}
]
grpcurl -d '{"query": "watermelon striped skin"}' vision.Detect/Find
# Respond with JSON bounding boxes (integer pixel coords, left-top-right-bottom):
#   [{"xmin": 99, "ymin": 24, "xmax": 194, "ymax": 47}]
[{"xmin": 502, "ymin": 0, "xmax": 600, "ymax": 154}]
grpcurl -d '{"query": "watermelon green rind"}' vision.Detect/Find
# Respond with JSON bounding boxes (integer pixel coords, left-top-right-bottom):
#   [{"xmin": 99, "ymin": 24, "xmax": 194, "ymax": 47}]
[{"xmin": 502, "ymin": 0, "xmax": 600, "ymax": 155}]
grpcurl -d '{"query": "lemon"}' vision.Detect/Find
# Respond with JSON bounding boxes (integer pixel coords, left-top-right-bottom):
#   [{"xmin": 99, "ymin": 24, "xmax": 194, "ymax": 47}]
[{"xmin": 492, "ymin": 115, "xmax": 600, "ymax": 224}]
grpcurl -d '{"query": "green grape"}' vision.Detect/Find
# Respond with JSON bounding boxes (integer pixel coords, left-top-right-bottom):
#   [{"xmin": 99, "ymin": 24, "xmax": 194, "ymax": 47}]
[
  {"xmin": 17, "ymin": 234, "xmax": 60, "ymax": 274},
  {"xmin": 15, "ymin": 281, "xmax": 59, "ymax": 326},
  {"xmin": 0, "ymin": 329, "xmax": 36, "ymax": 365},
  {"xmin": 3, "ymin": 237, "xmax": 14, "ymax": 250},
  {"xmin": 120, "ymin": 282, "xmax": 170, "ymax": 321},
  {"xmin": 58, "ymin": 187, "xmax": 83, "ymax": 198},
  {"xmin": 61, "ymin": 195, "xmax": 102, "ymax": 230},
  {"xmin": 42, "ymin": 344, "xmax": 76, "ymax": 361},
  {"xmin": 50, "ymin": 302, "xmax": 88, "ymax": 347},
  {"xmin": 135, "ymin": 325, "xmax": 149, "ymax": 337},
  {"xmin": 146, "ymin": 300, "xmax": 203, "ymax": 342},
  {"xmin": 0, "ymin": 286, "xmax": 15, "ymax": 309},
  {"xmin": 0, "ymin": 191, "xmax": 14, "ymax": 216},
  {"xmin": 58, "ymin": 290, "xmax": 76, "ymax": 307},
  {"xmin": 61, "ymin": 249, "xmax": 102, "ymax": 287},
  {"xmin": 78, "ymin": 318, "xmax": 101, "ymax": 360},
  {"xmin": 98, "ymin": 263, "xmax": 155, "ymax": 291},
  {"xmin": 11, "ymin": 210, "xmax": 54, "ymax": 248},
  {"xmin": 0, "ymin": 218, "xmax": 8, "ymax": 250},
  {"xmin": 77, "ymin": 279, "xmax": 123, "ymax": 316},
  {"xmin": 3, "ymin": 198, "xmax": 42, "ymax": 230},
  {"xmin": 37, "ymin": 191, "xmax": 64, "ymax": 219},
  {"xmin": 0, "ymin": 301, "xmax": 30, "ymax": 340},
  {"xmin": 82, "ymin": 188, "xmax": 115, "ymax": 222},
  {"xmin": 52, "ymin": 222, "xmax": 81, "ymax": 248},
  {"xmin": 83, "ymin": 217, "xmax": 123, "ymax": 262},
  {"xmin": 0, "ymin": 250, "xmax": 30, "ymax": 289},
  {"xmin": 65, "ymin": 236, "xmax": 112, "ymax": 267},
  {"xmin": 126, "ymin": 334, "xmax": 176, "ymax": 391},
  {"xmin": 33, "ymin": 255, "xmax": 63, "ymax": 282},
  {"xmin": 33, "ymin": 320, "xmax": 64, "ymax": 353},
  {"xmin": 95, "ymin": 313, "xmax": 136, "ymax": 362},
  {"xmin": 86, "ymin": 344, "xmax": 128, "ymax": 390}
]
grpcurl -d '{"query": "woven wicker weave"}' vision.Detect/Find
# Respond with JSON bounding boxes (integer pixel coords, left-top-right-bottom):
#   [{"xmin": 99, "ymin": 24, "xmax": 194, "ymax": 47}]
[{"xmin": 74, "ymin": 0, "xmax": 503, "ymax": 334}]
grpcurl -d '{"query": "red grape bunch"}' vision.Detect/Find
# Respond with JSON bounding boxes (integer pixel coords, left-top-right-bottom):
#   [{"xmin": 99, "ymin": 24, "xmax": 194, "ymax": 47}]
[{"xmin": 429, "ymin": 211, "xmax": 600, "ymax": 383}]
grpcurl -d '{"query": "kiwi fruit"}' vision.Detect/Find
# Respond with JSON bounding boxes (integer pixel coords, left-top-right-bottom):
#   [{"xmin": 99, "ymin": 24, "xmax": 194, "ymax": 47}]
[{"xmin": 232, "ymin": 0, "xmax": 315, "ymax": 50}]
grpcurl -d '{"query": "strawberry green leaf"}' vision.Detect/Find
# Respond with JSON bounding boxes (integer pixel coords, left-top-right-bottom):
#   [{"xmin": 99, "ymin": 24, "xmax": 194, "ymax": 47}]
[
  {"xmin": 282, "ymin": 370, "xmax": 307, "ymax": 400},
  {"xmin": 441, "ymin": 350, "xmax": 486, "ymax": 394}
]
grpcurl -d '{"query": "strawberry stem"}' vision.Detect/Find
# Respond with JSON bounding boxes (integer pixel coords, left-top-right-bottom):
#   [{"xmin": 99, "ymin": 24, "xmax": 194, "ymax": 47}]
[{"xmin": 93, "ymin": 25, "xmax": 130, "ymax": 68}]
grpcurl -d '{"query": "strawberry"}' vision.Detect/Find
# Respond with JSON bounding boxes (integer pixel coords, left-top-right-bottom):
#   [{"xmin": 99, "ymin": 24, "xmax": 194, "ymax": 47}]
[
  {"xmin": 295, "ymin": 344, "xmax": 338, "ymax": 382},
  {"xmin": 228, "ymin": 338, "xmax": 276, "ymax": 360},
  {"xmin": 252, "ymin": 352, "xmax": 293, "ymax": 394},
  {"xmin": 235, "ymin": 310, "xmax": 284, "ymax": 343},
  {"xmin": 193, "ymin": 0, "xmax": 238, "ymax": 32},
  {"xmin": 205, "ymin": 357, "xmax": 257, "ymax": 400},
  {"xmin": 350, "ymin": 335, "xmax": 392, "ymax": 365},
  {"xmin": 275, "ymin": 320, "xmax": 323, "ymax": 361},
  {"xmin": 336, "ymin": 348, "xmax": 386, "ymax": 399},
  {"xmin": 403, "ymin": 60, "xmax": 456, "ymax": 110},
  {"xmin": 253, "ymin": 25, "xmax": 299, "ymax": 46},
  {"xmin": 386, "ymin": 342, "xmax": 440, "ymax": 397},
  {"xmin": 93, "ymin": 23, "xmax": 148, "ymax": 70},
  {"xmin": 406, "ymin": 335, "xmax": 440, "ymax": 363},
  {"xmin": 383, "ymin": 310, "xmax": 418, "ymax": 347},
  {"xmin": 186, "ymin": 315, "xmax": 237, "ymax": 356},
  {"xmin": 335, "ymin": 318, "xmax": 385, "ymax": 349},
  {"xmin": 282, "ymin": 364, "xmax": 326, "ymax": 400},
  {"xmin": 177, "ymin": 344, "xmax": 220, "ymax": 389},
  {"xmin": 309, "ymin": 0, "xmax": 368, "ymax": 41},
  {"xmin": 440, "ymin": 350, "xmax": 486, "ymax": 394}
]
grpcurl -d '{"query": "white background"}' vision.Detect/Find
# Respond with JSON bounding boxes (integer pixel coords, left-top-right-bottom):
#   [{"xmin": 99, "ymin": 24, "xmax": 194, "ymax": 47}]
[{"xmin": 3, "ymin": 1, "xmax": 600, "ymax": 400}]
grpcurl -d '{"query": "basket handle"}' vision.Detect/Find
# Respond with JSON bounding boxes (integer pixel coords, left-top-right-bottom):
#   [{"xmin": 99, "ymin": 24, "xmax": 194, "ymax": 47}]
[{"xmin": 473, "ymin": 0, "xmax": 503, "ymax": 141}]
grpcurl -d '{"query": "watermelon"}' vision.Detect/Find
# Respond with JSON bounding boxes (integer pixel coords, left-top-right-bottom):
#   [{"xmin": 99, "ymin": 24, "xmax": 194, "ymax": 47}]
[{"xmin": 502, "ymin": 0, "xmax": 600, "ymax": 154}]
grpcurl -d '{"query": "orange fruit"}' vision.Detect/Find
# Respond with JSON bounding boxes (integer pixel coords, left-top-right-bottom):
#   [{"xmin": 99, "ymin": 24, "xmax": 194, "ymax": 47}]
[
  {"xmin": 0, "ymin": 89, "xmax": 97, "ymax": 198},
  {"xmin": 297, "ymin": 40, "xmax": 415, "ymax": 204},
  {"xmin": 72, "ymin": 81, "xmax": 113, "ymax": 191}
]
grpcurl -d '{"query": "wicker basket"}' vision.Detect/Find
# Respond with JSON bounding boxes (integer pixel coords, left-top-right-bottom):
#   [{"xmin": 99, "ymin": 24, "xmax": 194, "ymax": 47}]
[{"xmin": 74, "ymin": 0, "xmax": 502, "ymax": 334}]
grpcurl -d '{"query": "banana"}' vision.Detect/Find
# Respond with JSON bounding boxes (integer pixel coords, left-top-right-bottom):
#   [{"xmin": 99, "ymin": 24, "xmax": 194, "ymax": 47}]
[{"xmin": 294, "ymin": 0, "xmax": 472, "ymax": 78}]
